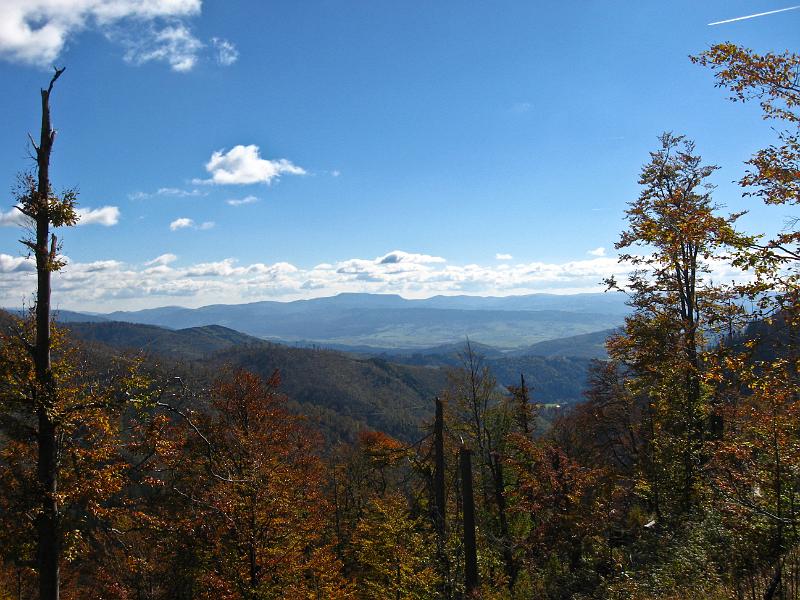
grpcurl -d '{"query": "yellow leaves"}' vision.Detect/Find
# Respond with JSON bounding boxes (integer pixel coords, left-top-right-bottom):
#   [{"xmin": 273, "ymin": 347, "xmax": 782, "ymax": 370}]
[{"xmin": 350, "ymin": 493, "xmax": 439, "ymax": 600}]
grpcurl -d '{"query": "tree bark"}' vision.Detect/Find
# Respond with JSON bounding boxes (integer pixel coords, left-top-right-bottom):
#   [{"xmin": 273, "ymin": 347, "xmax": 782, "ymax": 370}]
[
  {"xmin": 32, "ymin": 67, "xmax": 65, "ymax": 600},
  {"xmin": 434, "ymin": 397, "xmax": 446, "ymax": 538},
  {"xmin": 490, "ymin": 457, "xmax": 516, "ymax": 590}
]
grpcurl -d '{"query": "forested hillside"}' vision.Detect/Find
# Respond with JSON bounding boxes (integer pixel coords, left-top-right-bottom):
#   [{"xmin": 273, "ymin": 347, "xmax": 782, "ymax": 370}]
[{"xmin": 62, "ymin": 318, "xmax": 595, "ymax": 440}]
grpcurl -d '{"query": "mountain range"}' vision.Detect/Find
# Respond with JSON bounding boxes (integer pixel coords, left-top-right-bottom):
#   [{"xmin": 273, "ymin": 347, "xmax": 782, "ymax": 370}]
[{"xmin": 47, "ymin": 292, "xmax": 629, "ymax": 350}]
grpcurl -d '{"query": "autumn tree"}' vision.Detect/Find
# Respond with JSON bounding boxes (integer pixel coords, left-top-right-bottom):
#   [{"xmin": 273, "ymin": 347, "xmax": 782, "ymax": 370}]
[
  {"xmin": 349, "ymin": 491, "xmax": 439, "ymax": 599},
  {"xmin": 693, "ymin": 43, "xmax": 800, "ymax": 598},
  {"xmin": 0, "ymin": 315, "xmax": 152, "ymax": 600},
  {"xmin": 13, "ymin": 66, "xmax": 72, "ymax": 600},
  {"xmin": 156, "ymin": 369, "xmax": 349, "ymax": 599},
  {"xmin": 605, "ymin": 132, "xmax": 748, "ymax": 519},
  {"xmin": 692, "ymin": 45, "xmax": 799, "ymax": 237},
  {"xmin": 0, "ymin": 69, "xmax": 159, "ymax": 600},
  {"xmin": 444, "ymin": 342, "xmax": 528, "ymax": 593}
]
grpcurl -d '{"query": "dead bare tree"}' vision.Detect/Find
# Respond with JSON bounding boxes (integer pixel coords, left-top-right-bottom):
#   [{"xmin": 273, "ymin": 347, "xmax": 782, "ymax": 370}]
[{"xmin": 15, "ymin": 67, "xmax": 76, "ymax": 600}]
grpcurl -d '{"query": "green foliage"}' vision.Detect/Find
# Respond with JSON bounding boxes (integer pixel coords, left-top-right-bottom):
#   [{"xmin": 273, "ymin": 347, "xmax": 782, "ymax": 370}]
[{"xmin": 351, "ymin": 493, "xmax": 439, "ymax": 599}]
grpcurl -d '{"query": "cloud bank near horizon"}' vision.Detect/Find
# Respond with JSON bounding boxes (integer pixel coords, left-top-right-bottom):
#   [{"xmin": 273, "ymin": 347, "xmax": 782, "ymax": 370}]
[{"xmin": 0, "ymin": 248, "xmax": 747, "ymax": 312}]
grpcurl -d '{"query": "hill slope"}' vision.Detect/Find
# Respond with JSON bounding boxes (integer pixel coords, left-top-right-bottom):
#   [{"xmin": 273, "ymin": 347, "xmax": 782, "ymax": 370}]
[
  {"xmin": 65, "ymin": 321, "xmax": 263, "ymax": 360},
  {"xmin": 509, "ymin": 328, "xmax": 616, "ymax": 359},
  {"xmin": 62, "ymin": 319, "xmax": 598, "ymax": 440}
]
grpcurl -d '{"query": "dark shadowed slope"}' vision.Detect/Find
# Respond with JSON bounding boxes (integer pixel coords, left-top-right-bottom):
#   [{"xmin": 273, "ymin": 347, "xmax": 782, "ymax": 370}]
[{"xmin": 65, "ymin": 321, "xmax": 264, "ymax": 360}]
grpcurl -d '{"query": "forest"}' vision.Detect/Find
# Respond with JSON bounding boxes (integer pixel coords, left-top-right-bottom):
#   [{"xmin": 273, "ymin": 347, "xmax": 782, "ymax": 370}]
[{"xmin": 1, "ymin": 42, "xmax": 799, "ymax": 600}]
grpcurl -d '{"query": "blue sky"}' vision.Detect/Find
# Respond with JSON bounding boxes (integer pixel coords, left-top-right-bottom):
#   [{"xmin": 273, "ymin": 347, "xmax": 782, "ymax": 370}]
[{"xmin": 0, "ymin": 1, "xmax": 797, "ymax": 310}]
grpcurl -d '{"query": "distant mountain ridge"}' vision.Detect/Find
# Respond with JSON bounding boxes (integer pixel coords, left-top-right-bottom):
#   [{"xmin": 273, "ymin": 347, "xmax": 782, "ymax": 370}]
[
  {"xmin": 53, "ymin": 292, "xmax": 628, "ymax": 350},
  {"xmin": 60, "ymin": 319, "xmax": 597, "ymax": 440}
]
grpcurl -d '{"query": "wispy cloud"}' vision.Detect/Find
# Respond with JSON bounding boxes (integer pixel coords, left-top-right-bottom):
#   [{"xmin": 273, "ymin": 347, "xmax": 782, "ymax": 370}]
[
  {"xmin": 495, "ymin": 253, "xmax": 513, "ymax": 260},
  {"xmin": 119, "ymin": 22, "xmax": 203, "ymax": 72},
  {"xmin": 0, "ymin": 0, "xmax": 203, "ymax": 68},
  {"xmin": 130, "ymin": 187, "xmax": 206, "ymax": 200},
  {"xmin": 145, "ymin": 253, "xmax": 178, "ymax": 266},
  {"xmin": 587, "ymin": 247, "xmax": 606, "ymax": 257},
  {"xmin": 170, "ymin": 217, "xmax": 215, "ymax": 231},
  {"xmin": 0, "ymin": 1, "xmax": 241, "ymax": 72},
  {"xmin": 708, "ymin": 4, "xmax": 800, "ymax": 26},
  {"xmin": 226, "ymin": 195, "xmax": 259, "ymax": 206},
  {"xmin": 211, "ymin": 37, "xmax": 238, "ymax": 66},
  {"xmin": 157, "ymin": 187, "xmax": 206, "ymax": 197}
]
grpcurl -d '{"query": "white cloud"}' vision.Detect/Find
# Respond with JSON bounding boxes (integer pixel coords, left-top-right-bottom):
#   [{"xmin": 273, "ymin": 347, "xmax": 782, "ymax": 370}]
[
  {"xmin": 157, "ymin": 187, "xmax": 206, "ymax": 197},
  {"xmin": 0, "ymin": 0, "xmax": 202, "ymax": 67},
  {"xmin": 587, "ymin": 247, "xmax": 606, "ymax": 257},
  {"xmin": 0, "ymin": 206, "xmax": 29, "ymax": 227},
  {"xmin": 1, "ymin": 205, "xmax": 119, "ymax": 226},
  {"xmin": 0, "ymin": 253, "xmax": 34, "ymax": 273},
  {"xmin": 377, "ymin": 251, "xmax": 445, "ymax": 265},
  {"xmin": 186, "ymin": 258, "xmax": 240, "ymax": 277},
  {"xmin": 130, "ymin": 187, "xmax": 207, "ymax": 199},
  {"xmin": 120, "ymin": 22, "xmax": 202, "ymax": 72},
  {"xmin": 495, "ymin": 253, "xmax": 513, "ymax": 260},
  {"xmin": 76, "ymin": 259, "xmax": 123, "ymax": 272},
  {"xmin": 226, "ymin": 195, "xmax": 258, "ymax": 206},
  {"xmin": 169, "ymin": 217, "xmax": 213, "ymax": 231},
  {"xmin": 199, "ymin": 145, "xmax": 306, "ymax": 185},
  {"xmin": 170, "ymin": 217, "xmax": 194, "ymax": 231},
  {"xmin": 0, "ymin": 248, "xmax": 754, "ymax": 312},
  {"xmin": 211, "ymin": 37, "xmax": 238, "ymax": 66},
  {"xmin": 331, "ymin": 170, "xmax": 341, "ymax": 177},
  {"xmin": 145, "ymin": 253, "xmax": 177, "ymax": 266},
  {"xmin": 76, "ymin": 206, "xmax": 120, "ymax": 226}
]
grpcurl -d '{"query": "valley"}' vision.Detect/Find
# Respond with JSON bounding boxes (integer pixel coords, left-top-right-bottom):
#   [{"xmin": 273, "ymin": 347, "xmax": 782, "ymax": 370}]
[{"xmin": 59, "ymin": 294, "xmax": 620, "ymax": 441}]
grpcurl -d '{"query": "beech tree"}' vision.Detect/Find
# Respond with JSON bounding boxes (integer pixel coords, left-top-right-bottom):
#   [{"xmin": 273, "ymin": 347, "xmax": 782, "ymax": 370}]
[
  {"xmin": 693, "ymin": 43, "xmax": 800, "ymax": 598},
  {"xmin": 606, "ymin": 132, "xmax": 749, "ymax": 518},
  {"xmin": 158, "ymin": 370, "xmax": 349, "ymax": 599}
]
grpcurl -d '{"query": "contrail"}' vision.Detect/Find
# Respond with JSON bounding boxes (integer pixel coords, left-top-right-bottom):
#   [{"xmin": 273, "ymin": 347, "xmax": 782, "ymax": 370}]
[{"xmin": 708, "ymin": 4, "xmax": 800, "ymax": 25}]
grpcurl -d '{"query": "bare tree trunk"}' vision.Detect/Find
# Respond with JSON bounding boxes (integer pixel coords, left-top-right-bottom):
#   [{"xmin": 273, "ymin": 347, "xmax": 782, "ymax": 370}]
[
  {"xmin": 31, "ymin": 67, "xmax": 65, "ymax": 600},
  {"xmin": 764, "ymin": 558, "xmax": 783, "ymax": 600},
  {"xmin": 490, "ymin": 457, "xmax": 516, "ymax": 590},
  {"xmin": 434, "ymin": 397, "xmax": 446, "ymax": 538},
  {"xmin": 460, "ymin": 447, "xmax": 479, "ymax": 596}
]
